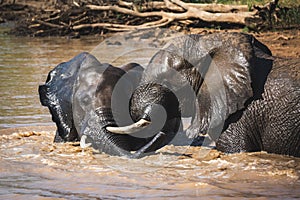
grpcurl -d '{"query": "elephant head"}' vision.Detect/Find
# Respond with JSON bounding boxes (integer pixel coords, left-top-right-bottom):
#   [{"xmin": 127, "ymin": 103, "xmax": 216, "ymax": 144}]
[
  {"xmin": 39, "ymin": 52, "xmax": 182, "ymax": 158},
  {"xmin": 110, "ymin": 32, "xmax": 273, "ymax": 148}
]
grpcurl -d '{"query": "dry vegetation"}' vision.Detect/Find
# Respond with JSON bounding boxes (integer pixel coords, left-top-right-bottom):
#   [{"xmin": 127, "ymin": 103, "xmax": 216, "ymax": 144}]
[{"xmin": 0, "ymin": 0, "xmax": 299, "ymax": 37}]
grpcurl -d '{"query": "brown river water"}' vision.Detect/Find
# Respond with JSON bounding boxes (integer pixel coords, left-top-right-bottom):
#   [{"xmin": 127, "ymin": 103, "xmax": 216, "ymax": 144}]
[{"xmin": 0, "ymin": 26, "xmax": 299, "ymax": 199}]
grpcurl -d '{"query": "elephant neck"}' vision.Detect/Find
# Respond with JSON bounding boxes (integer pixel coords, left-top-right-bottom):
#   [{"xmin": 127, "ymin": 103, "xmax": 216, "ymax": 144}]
[{"xmin": 95, "ymin": 107, "xmax": 116, "ymax": 127}]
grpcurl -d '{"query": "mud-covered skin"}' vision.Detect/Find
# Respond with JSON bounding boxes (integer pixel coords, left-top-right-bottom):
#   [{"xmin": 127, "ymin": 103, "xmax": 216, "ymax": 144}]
[
  {"xmin": 132, "ymin": 32, "xmax": 299, "ymax": 157},
  {"xmin": 39, "ymin": 52, "xmax": 173, "ymax": 158}
]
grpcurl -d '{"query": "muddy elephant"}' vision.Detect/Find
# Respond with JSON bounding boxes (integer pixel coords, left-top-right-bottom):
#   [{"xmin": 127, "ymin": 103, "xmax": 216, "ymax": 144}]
[
  {"xmin": 39, "ymin": 52, "xmax": 180, "ymax": 158},
  {"xmin": 110, "ymin": 32, "xmax": 299, "ymax": 157}
]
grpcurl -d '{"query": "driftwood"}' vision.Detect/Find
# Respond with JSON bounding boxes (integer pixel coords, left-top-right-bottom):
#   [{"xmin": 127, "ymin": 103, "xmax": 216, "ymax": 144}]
[{"xmin": 0, "ymin": 0, "xmax": 295, "ymax": 37}]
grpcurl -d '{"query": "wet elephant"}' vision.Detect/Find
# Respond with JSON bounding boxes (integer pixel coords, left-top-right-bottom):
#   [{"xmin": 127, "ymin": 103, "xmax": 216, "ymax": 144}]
[
  {"xmin": 109, "ymin": 32, "xmax": 299, "ymax": 157},
  {"xmin": 39, "ymin": 52, "xmax": 179, "ymax": 158}
]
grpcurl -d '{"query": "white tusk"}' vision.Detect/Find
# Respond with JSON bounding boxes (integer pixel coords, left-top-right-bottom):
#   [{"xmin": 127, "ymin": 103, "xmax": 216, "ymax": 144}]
[
  {"xmin": 106, "ymin": 119, "xmax": 151, "ymax": 134},
  {"xmin": 80, "ymin": 135, "xmax": 92, "ymax": 149}
]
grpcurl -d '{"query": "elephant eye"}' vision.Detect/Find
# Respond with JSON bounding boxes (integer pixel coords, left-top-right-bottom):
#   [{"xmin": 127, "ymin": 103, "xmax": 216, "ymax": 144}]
[{"xmin": 79, "ymin": 93, "xmax": 92, "ymax": 106}]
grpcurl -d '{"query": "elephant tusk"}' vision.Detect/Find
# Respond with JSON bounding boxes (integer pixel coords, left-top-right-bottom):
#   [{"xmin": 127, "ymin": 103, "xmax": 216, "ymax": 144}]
[
  {"xmin": 106, "ymin": 119, "xmax": 151, "ymax": 134},
  {"xmin": 80, "ymin": 135, "xmax": 92, "ymax": 149}
]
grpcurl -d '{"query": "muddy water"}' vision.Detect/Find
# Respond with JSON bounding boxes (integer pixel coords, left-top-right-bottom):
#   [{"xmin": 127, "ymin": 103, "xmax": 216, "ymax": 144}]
[
  {"xmin": 1, "ymin": 127, "xmax": 300, "ymax": 199},
  {"xmin": 0, "ymin": 27, "xmax": 300, "ymax": 199}
]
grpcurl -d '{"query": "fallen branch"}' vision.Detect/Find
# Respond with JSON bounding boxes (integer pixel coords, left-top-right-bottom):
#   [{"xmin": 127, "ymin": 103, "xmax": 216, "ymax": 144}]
[
  {"xmin": 32, "ymin": 18, "xmax": 65, "ymax": 29},
  {"xmin": 73, "ymin": 18, "xmax": 172, "ymax": 31}
]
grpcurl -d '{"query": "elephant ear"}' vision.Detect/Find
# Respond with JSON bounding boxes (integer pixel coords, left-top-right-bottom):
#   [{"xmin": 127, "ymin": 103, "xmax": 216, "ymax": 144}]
[
  {"xmin": 72, "ymin": 58, "xmax": 114, "ymax": 135},
  {"xmin": 189, "ymin": 33, "xmax": 273, "ymax": 136},
  {"xmin": 38, "ymin": 52, "xmax": 93, "ymax": 142}
]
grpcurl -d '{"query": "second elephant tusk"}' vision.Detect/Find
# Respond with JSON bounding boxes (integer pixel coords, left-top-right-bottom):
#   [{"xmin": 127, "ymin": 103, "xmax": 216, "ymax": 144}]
[
  {"xmin": 106, "ymin": 119, "xmax": 151, "ymax": 134},
  {"xmin": 80, "ymin": 135, "xmax": 92, "ymax": 149}
]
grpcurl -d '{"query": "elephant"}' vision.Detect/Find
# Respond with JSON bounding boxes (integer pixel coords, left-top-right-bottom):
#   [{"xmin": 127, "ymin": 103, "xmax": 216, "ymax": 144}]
[
  {"xmin": 108, "ymin": 32, "xmax": 299, "ymax": 157},
  {"xmin": 39, "ymin": 52, "xmax": 181, "ymax": 158}
]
